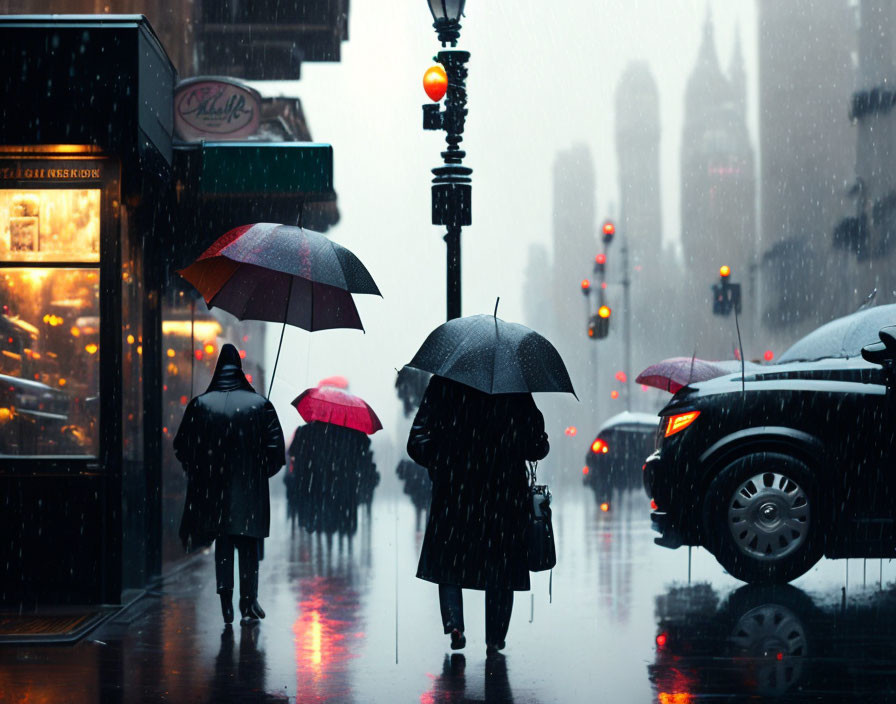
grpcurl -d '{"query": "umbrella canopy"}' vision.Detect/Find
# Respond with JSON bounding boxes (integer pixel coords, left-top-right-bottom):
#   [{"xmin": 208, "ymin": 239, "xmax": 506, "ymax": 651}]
[
  {"xmin": 178, "ymin": 223, "xmax": 381, "ymax": 332},
  {"xmin": 404, "ymin": 314, "xmax": 576, "ymax": 396},
  {"xmin": 778, "ymin": 303, "xmax": 896, "ymax": 363},
  {"xmin": 636, "ymin": 357, "xmax": 761, "ymax": 394},
  {"xmin": 317, "ymin": 375, "xmax": 349, "ymax": 389},
  {"xmin": 292, "ymin": 387, "xmax": 383, "ymax": 435}
]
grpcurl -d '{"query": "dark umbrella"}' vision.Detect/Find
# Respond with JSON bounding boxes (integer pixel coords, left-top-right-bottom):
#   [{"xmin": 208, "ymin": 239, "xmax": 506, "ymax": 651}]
[
  {"xmin": 778, "ymin": 303, "xmax": 896, "ymax": 363},
  {"xmin": 404, "ymin": 309, "xmax": 576, "ymax": 397},
  {"xmin": 178, "ymin": 223, "xmax": 381, "ymax": 395},
  {"xmin": 636, "ymin": 357, "xmax": 761, "ymax": 393}
]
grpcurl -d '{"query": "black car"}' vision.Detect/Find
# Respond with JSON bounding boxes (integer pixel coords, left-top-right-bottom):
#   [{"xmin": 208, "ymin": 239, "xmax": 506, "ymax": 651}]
[
  {"xmin": 583, "ymin": 411, "xmax": 658, "ymax": 503},
  {"xmin": 645, "ymin": 305, "xmax": 896, "ymax": 584}
]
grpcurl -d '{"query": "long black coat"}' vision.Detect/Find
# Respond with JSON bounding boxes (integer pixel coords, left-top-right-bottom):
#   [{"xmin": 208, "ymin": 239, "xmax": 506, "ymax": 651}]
[
  {"xmin": 174, "ymin": 345, "xmax": 285, "ymax": 552},
  {"xmin": 408, "ymin": 376, "xmax": 549, "ymax": 591}
]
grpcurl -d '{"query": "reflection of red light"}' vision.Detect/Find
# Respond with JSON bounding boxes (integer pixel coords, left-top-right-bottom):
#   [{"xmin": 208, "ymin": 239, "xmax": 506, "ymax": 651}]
[
  {"xmin": 600, "ymin": 502, "xmax": 609, "ymax": 512},
  {"xmin": 764, "ymin": 349, "xmax": 774, "ymax": 361},
  {"xmin": 180, "ymin": 395, "xmax": 188, "ymax": 405},
  {"xmin": 659, "ymin": 695, "xmax": 692, "ymax": 704},
  {"xmin": 656, "ymin": 632, "xmax": 667, "ymax": 647},
  {"xmin": 582, "ymin": 466, "xmax": 589, "ymax": 475},
  {"xmin": 246, "ymin": 374, "xmax": 253, "ymax": 384},
  {"xmin": 641, "ymin": 384, "xmax": 649, "ymax": 391}
]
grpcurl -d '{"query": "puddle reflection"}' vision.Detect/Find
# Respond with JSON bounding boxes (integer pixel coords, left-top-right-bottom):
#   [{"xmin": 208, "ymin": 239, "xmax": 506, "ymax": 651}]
[
  {"xmin": 650, "ymin": 582, "xmax": 896, "ymax": 701},
  {"xmin": 421, "ymin": 653, "xmax": 517, "ymax": 704}
]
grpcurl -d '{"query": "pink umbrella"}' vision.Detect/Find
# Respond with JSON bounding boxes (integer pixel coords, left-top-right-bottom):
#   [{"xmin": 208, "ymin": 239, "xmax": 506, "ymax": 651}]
[
  {"xmin": 636, "ymin": 357, "xmax": 757, "ymax": 393},
  {"xmin": 292, "ymin": 387, "xmax": 382, "ymax": 435},
  {"xmin": 317, "ymin": 375, "xmax": 349, "ymax": 389}
]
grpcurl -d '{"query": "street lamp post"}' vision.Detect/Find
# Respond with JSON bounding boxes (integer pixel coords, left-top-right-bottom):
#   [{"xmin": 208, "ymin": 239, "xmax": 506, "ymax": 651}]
[{"xmin": 423, "ymin": 0, "xmax": 471, "ymax": 321}]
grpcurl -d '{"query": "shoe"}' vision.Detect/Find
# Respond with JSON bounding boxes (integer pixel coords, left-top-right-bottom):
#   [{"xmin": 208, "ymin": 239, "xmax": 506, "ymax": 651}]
[
  {"xmin": 219, "ymin": 590, "xmax": 234, "ymax": 624},
  {"xmin": 485, "ymin": 641, "xmax": 505, "ymax": 655},
  {"xmin": 450, "ymin": 628, "xmax": 466, "ymax": 650},
  {"xmin": 239, "ymin": 596, "xmax": 266, "ymax": 621}
]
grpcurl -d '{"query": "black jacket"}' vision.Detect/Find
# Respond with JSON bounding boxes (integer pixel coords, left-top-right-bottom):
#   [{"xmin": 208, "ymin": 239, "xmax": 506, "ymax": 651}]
[
  {"xmin": 174, "ymin": 345, "xmax": 285, "ymax": 551},
  {"xmin": 408, "ymin": 376, "xmax": 549, "ymax": 591}
]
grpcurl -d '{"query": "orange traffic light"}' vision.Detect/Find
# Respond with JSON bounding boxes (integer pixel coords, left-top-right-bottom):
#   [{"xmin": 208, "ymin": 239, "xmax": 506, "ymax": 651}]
[
  {"xmin": 603, "ymin": 221, "xmax": 615, "ymax": 236},
  {"xmin": 598, "ymin": 305, "xmax": 611, "ymax": 319},
  {"xmin": 595, "ymin": 253, "xmax": 607, "ymax": 265},
  {"xmin": 719, "ymin": 265, "xmax": 731, "ymax": 278},
  {"xmin": 581, "ymin": 279, "xmax": 591, "ymax": 291}
]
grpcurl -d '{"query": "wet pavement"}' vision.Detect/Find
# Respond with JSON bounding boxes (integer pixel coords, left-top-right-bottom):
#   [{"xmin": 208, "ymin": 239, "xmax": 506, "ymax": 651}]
[{"xmin": 3, "ymin": 481, "xmax": 896, "ymax": 702}]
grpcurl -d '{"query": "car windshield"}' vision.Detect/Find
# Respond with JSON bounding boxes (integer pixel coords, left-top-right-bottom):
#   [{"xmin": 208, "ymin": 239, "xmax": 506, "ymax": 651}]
[{"xmin": 778, "ymin": 304, "xmax": 896, "ymax": 363}]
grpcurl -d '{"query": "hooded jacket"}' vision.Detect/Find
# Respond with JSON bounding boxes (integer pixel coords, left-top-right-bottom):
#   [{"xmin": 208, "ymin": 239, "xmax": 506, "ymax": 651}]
[{"xmin": 174, "ymin": 344, "xmax": 285, "ymax": 551}]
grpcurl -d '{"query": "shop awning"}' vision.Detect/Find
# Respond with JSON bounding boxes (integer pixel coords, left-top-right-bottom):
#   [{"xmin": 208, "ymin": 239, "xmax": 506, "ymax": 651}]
[{"xmin": 175, "ymin": 141, "xmax": 334, "ymax": 200}]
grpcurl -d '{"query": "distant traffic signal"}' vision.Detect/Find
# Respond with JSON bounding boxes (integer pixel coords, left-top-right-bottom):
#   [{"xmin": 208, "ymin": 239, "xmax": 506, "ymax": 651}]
[
  {"xmin": 594, "ymin": 252, "xmax": 607, "ymax": 275},
  {"xmin": 712, "ymin": 266, "xmax": 742, "ymax": 316},
  {"xmin": 602, "ymin": 220, "xmax": 615, "ymax": 245},
  {"xmin": 588, "ymin": 304, "xmax": 611, "ymax": 339},
  {"xmin": 581, "ymin": 279, "xmax": 591, "ymax": 295}
]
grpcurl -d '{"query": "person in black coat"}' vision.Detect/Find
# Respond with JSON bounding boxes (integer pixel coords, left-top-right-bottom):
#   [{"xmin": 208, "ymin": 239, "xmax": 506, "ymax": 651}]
[
  {"xmin": 174, "ymin": 344, "xmax": 285, "ymax": 624},
  {"xmin": 408, "ymin": 375, "xmax": 549, "ymax": 653}
]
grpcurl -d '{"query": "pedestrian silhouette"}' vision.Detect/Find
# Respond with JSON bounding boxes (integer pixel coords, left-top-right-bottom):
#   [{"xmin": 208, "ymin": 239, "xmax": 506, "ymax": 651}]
[
  {"xmin": 408, "ymin": 376, "xmax": 549, "ymax": 653},
  {"xmin": 174, "ymin": 344, "xmax": 285, "ymax": 624}
]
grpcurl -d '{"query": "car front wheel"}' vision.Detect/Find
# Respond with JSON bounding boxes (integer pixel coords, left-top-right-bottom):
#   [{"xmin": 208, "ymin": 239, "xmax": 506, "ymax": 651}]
[{"xmin": 702, "ymin": 453, "xmax": 824, "ymax": 584}]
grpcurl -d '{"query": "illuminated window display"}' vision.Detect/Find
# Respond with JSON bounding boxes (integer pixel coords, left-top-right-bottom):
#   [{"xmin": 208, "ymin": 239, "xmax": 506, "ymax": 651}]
[
  {"xmin": 0, "ymin": 186, "xmax": 101, "ymax": 456},
  {"xmin": 0, "ymin": 189, "xmax": 100, "ymax": 262}
]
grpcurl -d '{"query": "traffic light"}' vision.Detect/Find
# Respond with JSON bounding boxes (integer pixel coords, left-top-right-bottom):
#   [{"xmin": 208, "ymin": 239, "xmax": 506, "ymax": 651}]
[
  {"xmin": 712, "ymin": 265, "xmax": 742, "ymax": 316},
  {"xmin": 580, "ymin": 279, "xmax": 591, "ymax": 295},
  {"xmin": 588, "ymin": 304, "xmax": 611, "ymax": 339},
  {"xmin": 602, "ymin": 220, "xmax": 615, "ymax": 245},
  {"xmin": 594, "ymin": 253, "xmax": 606, "ymax": 275}
]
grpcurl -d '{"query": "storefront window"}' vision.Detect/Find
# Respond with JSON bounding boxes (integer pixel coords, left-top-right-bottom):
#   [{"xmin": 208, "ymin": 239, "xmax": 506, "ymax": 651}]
[
  {"xmin": 0, "ymin": 189, "xmax": 100, "ymax": 263},
  {"xmin": 0, "ymin": 268, "xmax": 99, "ymax": 455}
]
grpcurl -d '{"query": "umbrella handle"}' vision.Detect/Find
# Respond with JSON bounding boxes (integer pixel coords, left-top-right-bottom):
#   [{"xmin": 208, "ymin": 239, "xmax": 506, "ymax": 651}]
[{"xmin": 267, "ymin": 277, "xmax": 293, "ymax": 399}]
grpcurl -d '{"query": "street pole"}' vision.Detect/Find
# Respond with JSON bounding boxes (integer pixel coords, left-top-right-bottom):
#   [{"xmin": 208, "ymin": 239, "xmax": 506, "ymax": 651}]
[
  {"xmin": 622, "ymin": 238, "xmax": 632, "ymax": 412},
  {"xmin": 424, "ymin": 49, "xmax": 472, "ymax": 321}
]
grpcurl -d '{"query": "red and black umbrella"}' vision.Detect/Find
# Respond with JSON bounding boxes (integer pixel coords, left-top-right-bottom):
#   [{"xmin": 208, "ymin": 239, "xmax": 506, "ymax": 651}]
[
  {"xmin": 178, "ymin": 223, "xmax": 380, "ymax": 395},
  {"xmin": 292, "ymin": 386, "xmax": 382, "ymax": 435}
]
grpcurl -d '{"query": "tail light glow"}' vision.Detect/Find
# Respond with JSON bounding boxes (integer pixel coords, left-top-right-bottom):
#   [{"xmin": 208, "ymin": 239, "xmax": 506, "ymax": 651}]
[
  {"xmin": 664, "ymin": 411, "xmax": 700, "ymax": 437},
  {"xmin": 650, "ymin": 499, "xmax": 658, "ymax": 510},
  {"xmin": 656, "ymin": 632, "xmax": 668, "ymax": 647},
  {"xmin": 600, "ymin": 502, "xmax": 610, "ymax": 512},
  {"xmin": 591, "ymin": 438, "xmax": 609, "ymax": 454},
  {"xmin": 582, "ymin": 466, "xmax": 589, "ymax": 475}
]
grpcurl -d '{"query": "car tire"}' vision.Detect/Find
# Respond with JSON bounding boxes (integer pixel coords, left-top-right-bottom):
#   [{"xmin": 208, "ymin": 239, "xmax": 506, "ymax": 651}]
[{"xmin": 702, "ymin": 453, "xmax": 824, "ymax": 584}]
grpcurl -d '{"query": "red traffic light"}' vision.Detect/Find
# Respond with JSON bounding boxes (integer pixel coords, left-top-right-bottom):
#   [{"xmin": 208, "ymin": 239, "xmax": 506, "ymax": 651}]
[
  {"xmin": 615, "ymin": 371, "xmax": 627, "ymax": 383},
  {"xmin": 610, "ymin": 390, "xmax": 619, "ymax": 399},
  {"xmin": 598, "ymin": 305, "xmax": 611, "ymax": 319},
  {"xmin": 764, "ymin": 349, "xmax": 774, "ymax": 361},
  {"xmin": 581, "ymin": 279, "xmax": 591, "ymax": 291},
  {"xmin": 595, "ymin": 253, "xmax": 607, "ymax": 266},
  {"xmin": 602, "ymin": 221, "xmax": 615, "ymax": 237},
  {"xmin": 719, "ymin": 265, "xmax": 731, "ymax": 278},
  {"xmin": 423, "ymin": 64, "xmax": 448, "ymax": 102}
]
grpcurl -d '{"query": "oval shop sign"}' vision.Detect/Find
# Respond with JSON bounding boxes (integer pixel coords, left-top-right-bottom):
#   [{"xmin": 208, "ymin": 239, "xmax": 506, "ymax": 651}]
[{"xmin": 174, "ymin": 77, "xmax": 262, "ymax": 141}]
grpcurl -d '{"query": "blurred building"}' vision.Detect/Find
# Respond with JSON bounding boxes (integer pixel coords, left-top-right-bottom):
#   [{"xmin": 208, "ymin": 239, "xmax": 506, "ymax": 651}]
[
  {"xmin": 758, "ymin": 0, "xmax": 857, "ymax": 346},
  {"xmin": 615, "ymin": 61, "xmax": 685, "ymax": 394},
  {"xmin": 845, "ymin": 1, "xmax": 896, "ymax": 303},
  {"xmin": 680, "ymin": 13, "xmax": 756, "ymax": 359}
]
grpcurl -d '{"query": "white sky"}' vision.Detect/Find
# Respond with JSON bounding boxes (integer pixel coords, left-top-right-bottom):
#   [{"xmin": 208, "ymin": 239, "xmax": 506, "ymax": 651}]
[{"xmin": 258, "ymin": 0, "xmax": 758, "ymax": 444}]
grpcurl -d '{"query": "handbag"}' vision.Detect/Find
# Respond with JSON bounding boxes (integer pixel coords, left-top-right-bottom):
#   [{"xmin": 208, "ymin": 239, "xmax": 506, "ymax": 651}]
[{"xmin": 526, "ymin": 461, "xmax": 557, "ymax": 572}]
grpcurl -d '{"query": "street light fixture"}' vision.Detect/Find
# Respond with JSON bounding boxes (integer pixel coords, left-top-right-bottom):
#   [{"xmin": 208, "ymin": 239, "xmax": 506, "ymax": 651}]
[
  {"xmin": 423, "ymin": 0, "xmax": 471, "ymax": 321},
  {"xmin": 427, "ymin": 0, "xmax": 466, "ymax": 46}
]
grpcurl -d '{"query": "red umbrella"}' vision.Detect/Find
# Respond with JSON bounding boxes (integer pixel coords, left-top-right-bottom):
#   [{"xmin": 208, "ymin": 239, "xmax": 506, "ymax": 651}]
[
  {"xmin": 317, "ymin": 375, "xmax": 349, "ymax": 389},
  {"xmin": 636, "ymin": 357, "xmax": 759, "ymax": 393},
  {"xmin": 292, "ymin": 387, "xmax": 382, "ymax": 435}
]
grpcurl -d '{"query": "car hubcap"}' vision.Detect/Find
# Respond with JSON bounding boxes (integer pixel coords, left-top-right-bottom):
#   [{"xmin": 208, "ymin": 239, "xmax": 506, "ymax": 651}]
[{"xmin": 728, "ymin": 472, "xmax": 810, "ymax": 561}]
